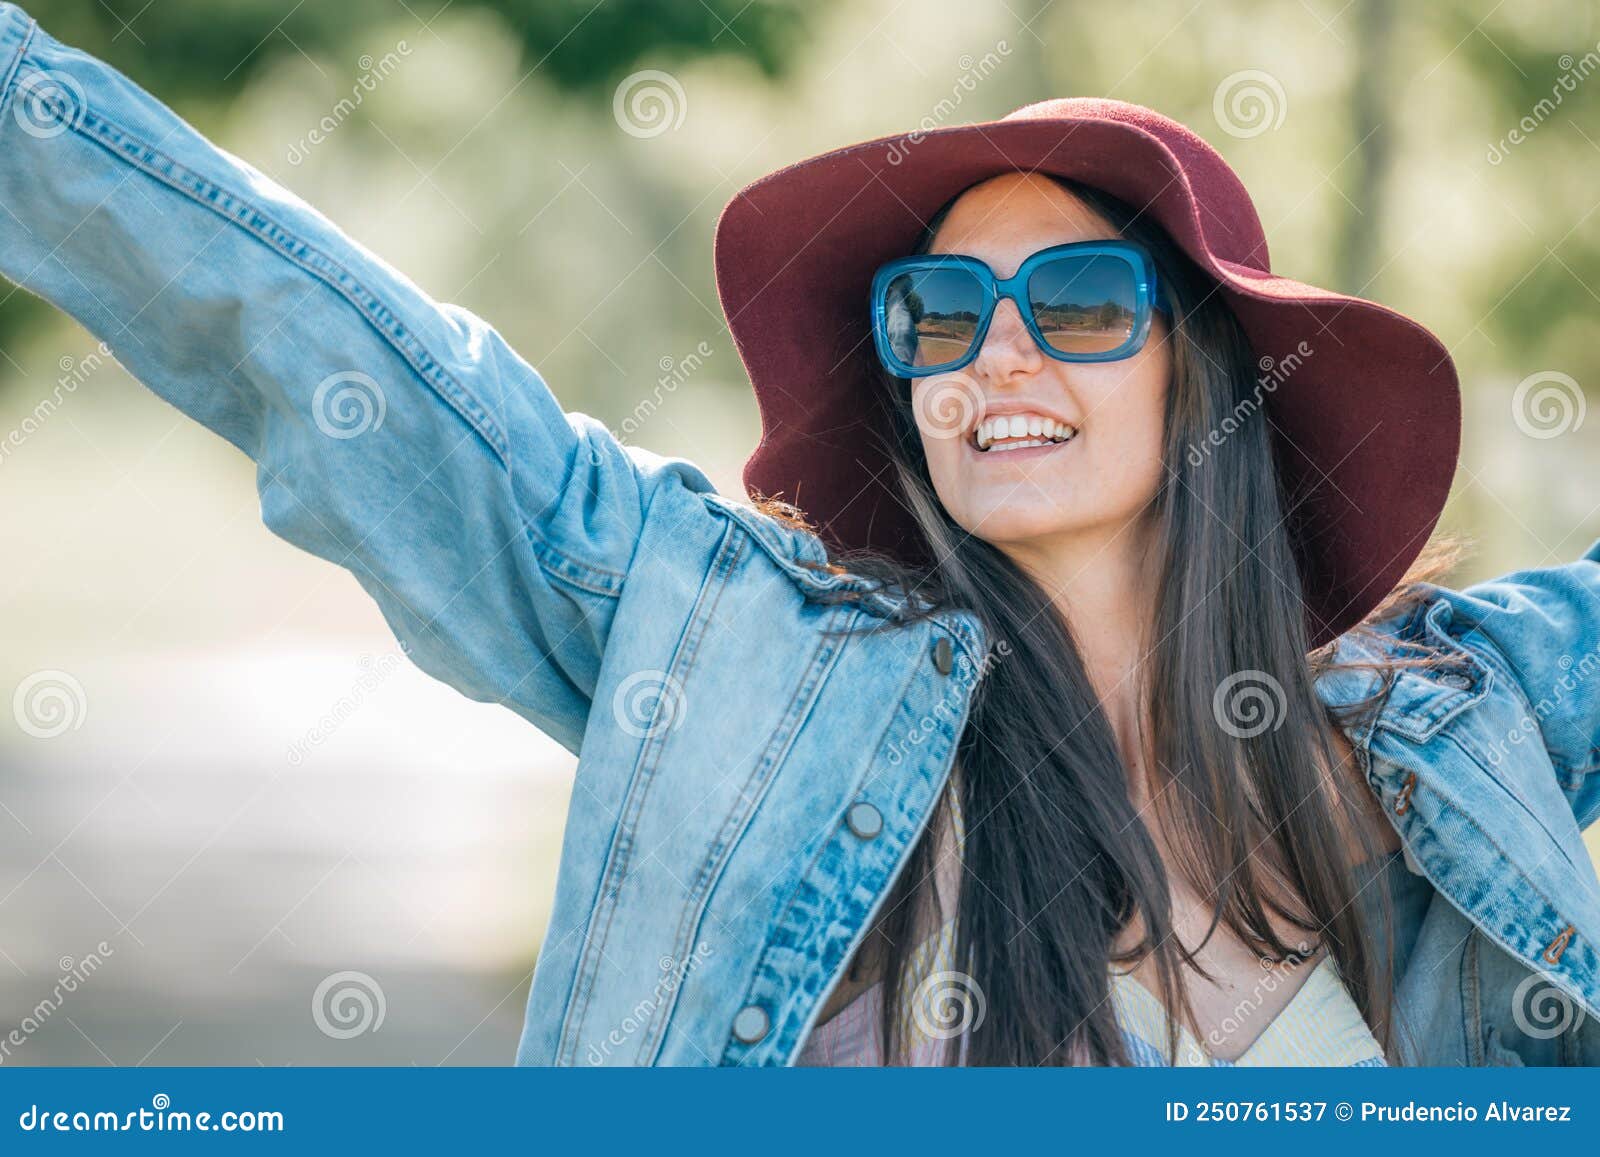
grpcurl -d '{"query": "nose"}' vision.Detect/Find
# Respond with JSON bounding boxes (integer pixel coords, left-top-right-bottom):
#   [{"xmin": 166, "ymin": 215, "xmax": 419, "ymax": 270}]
[{"xmin": 971, "ymin": 297, "xmax": 1045, "ymax": 383}]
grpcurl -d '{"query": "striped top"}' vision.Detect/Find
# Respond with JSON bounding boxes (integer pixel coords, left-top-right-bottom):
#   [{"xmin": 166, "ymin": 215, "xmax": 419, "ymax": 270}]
[
  {"xmin": 795, "ymin": 787, "xmax": 1386, "ymax": 1067},
  {"xmin": 794, "ymin": 932, "xmax": 1386, "ymax": 1066},
  {"xmin": 1110, "ymin": 954, "xmax": 1387, "ymax": 1066}
]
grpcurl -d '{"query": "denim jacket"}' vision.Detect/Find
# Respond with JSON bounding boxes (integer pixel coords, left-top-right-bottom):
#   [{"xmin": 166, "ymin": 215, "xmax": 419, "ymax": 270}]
[{"xmin": 3, "ymin": 4, "xmax": 1598, "ymax": 1067}]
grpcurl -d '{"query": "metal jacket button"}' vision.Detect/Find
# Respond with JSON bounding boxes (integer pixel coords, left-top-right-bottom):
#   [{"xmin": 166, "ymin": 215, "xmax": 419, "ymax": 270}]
[
  {"xmin": 1438, "ymin": 671, "xmax": 1472, "ymax": 689},
  {"xmin": 932, "ymin": 636, "xmax": 954, "ymax": 675},
  {"xmin": 846, "ymin": 801, "xmax": 884, "ymax": 840},
  {"xmin": 732, "ymin": 1004, "xmax": 770, "ymax": 1044}
]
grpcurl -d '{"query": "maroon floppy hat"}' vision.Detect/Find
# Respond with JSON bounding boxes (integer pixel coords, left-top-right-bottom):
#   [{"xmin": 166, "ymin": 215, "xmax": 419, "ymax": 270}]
[{"xmin": 712, "ymin": 97, "xmax": 1460, "ymax": 646}]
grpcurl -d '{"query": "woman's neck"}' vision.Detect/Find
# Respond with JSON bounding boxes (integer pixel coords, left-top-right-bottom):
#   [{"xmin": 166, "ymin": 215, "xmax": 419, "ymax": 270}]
[{"xmin": 1005, "ymin": 520, "xmax": 1160, "ymax": 780}]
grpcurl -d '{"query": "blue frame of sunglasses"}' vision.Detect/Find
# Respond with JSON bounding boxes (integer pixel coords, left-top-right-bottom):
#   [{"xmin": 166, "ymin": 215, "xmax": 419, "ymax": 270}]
[{"xmin": 870, "ymin": 239, "xmax": 1174, "ymax": 377}]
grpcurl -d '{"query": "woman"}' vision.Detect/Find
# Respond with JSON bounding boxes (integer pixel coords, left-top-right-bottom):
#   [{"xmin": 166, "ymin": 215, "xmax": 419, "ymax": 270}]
[{"xmin": 2, "ymin": 5, "xmax": 1598, "ymax": 1066}]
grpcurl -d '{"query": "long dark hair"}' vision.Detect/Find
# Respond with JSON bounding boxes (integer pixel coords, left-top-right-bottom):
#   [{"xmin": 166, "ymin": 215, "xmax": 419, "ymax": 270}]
[{"xmin": 777, "ymin": 177, "xmax": 1441, "ymax": 1065}]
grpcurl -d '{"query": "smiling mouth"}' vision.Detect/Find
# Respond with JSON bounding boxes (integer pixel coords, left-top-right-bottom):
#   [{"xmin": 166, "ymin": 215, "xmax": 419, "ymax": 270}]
[{"xmin": 972, "ymin": 413, "xmax": 1078, "ymax": 453}]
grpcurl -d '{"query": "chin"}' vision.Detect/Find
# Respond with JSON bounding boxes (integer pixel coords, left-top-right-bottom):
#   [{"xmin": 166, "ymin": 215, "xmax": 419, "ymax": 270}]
[{"xmin": 958, "ymin": 503, "xmax": 1092, "ymax": 548}]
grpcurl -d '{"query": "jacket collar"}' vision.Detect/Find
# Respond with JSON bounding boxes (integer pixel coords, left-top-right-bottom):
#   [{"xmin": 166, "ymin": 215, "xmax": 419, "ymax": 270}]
[{"xmin": 1315, "ymin": 599, "xmax": 1492, "ymax": 754}]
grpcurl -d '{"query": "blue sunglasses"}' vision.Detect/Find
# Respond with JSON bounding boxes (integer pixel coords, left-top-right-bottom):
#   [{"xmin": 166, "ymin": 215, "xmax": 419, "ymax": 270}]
[{"xmin": 870, "ymin": 239, "xmax": 1173, "ymax": 377}]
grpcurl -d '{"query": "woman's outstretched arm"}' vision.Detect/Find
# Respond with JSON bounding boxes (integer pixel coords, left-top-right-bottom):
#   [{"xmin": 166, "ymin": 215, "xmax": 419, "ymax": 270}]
[
  {"xmin": 0, "ymin": 3, "xmax": 719, "ymax": 753},
  {"xmin": 1440, "ymin": 540, "xmax": 1600, "ymax": 830}
]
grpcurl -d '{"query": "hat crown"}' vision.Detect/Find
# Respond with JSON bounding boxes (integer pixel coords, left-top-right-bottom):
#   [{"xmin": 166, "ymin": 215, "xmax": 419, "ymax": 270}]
[{"xmin": 1001, "ymin": 97, "xmax": 1271, "ymax": 273}]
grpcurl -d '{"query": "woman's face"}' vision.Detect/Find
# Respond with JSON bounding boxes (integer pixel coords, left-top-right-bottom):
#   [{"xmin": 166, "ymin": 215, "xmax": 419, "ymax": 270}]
[{"xmin": 910, "ymin": 173, "xmax": 1172, "ymax": 563}]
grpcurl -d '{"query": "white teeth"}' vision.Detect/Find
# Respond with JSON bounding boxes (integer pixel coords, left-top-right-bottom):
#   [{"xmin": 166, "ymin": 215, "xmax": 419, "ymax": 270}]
[
  {"xmin": 989, "ymin": 438, "xmax": 1052, "ymax": 453},
  {"xmin": 973, "ymin": 413, "xmax": 1077, "ymax": 450}
]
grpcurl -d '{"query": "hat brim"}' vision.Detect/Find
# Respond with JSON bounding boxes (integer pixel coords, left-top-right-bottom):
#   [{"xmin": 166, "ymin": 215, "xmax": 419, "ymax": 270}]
[{"xmin": 714, "ymin": 112, "xmax": 1460, "ymax": 647}]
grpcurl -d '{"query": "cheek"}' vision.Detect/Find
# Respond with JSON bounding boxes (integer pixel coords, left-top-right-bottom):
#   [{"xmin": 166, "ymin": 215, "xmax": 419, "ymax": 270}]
[
  {"xmin": 920, "ymin": 431, "xmax": 969, "ymax": 517},
  {"xmin": 1079, "ymin": 345, "xmax": 1172, "ymax": 509},
  {"xmin": 1090, "ymin": 382, "xmax": 1168, "ymax": 497}
]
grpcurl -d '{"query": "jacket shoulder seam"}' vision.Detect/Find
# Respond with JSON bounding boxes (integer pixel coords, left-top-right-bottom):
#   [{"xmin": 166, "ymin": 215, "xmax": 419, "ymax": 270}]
[
  {"xmin": 53, "ymin": 97, "xmax": 636, "ymax": 592},
  {"xmin": 0, "ymin": 9, "xmax": 34, "ymax": 109},
  {"xmin": 62, "ymin": 105, "xmax": 513, "ymax": 464}
]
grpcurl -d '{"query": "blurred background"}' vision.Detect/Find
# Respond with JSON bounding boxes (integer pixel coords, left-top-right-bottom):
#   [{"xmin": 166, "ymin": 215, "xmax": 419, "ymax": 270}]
[{"xmin": 1, "ymin": 0, "xmax": 1597, "ymax": 1065}]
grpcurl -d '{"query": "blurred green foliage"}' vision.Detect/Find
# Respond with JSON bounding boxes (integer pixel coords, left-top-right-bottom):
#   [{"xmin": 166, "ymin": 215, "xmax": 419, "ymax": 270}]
[
  {"xmin": 2, "ymin": 0, "xmax": 1597, "ymax": 402},
  {"xmin": 20, "ymin": 0, "xmax": 813, "ymax": 97},
  {"xmin": 0, "ymin": 0, "xmax": 823, "ymax": 355}
]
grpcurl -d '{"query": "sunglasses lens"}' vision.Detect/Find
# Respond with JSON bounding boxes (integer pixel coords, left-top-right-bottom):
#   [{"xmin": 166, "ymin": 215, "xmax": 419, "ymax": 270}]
[
  {"xmin": 1027, "ymin": 255, "xmax": 1140, "ymax": 356},
  {"xmin": 882, "ymin": 267, "xmax": 986, "ymax": 370}
]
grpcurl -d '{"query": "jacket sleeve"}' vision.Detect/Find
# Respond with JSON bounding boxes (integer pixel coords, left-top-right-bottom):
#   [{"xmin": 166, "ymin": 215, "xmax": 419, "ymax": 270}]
[
  {"xmin": 1444, "ymin": 539, "xmax": 1600, "ymax": 830},
  {"xmin": 0, "ymin": 4, "xmax": 719, "ymax": 754}
]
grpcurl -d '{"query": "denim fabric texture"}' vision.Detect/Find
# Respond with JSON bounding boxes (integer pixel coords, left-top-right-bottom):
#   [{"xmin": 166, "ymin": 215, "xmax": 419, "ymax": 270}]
[{"xmin": 2, "ymin": 3, "xmax": 1598, "ymax": 1066}]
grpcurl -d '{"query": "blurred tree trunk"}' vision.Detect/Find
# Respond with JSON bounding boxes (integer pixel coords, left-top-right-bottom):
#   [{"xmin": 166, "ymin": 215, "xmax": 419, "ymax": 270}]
[{"xmin": 1335, "ymin": 0, "xmax": 1395, "ymax": 296}]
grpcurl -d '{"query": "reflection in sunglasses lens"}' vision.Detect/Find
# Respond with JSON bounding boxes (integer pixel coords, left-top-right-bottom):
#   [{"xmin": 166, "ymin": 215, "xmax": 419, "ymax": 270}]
[
  {"xmin": 1027, "ymin": 255, "xmax": 1137, "ymax": 355},
  {"xmin": 884, "ymin": 267, "xmax": 986, "ymax": 369}
]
